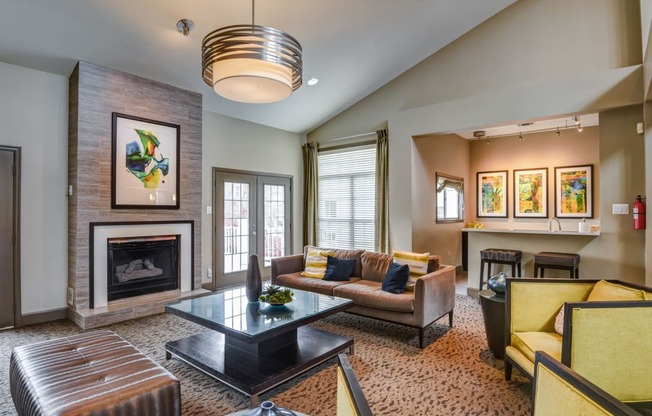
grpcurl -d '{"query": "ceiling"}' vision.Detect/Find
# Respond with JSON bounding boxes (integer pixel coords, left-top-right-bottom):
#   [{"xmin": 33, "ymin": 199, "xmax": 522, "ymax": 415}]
[
  {"xmin": 0, "ymin": 0, "xmax": 517, "ymax": 134},
  {"xmin": 454, "ymin": 113, "xmax": 600, "ymax": 140}
]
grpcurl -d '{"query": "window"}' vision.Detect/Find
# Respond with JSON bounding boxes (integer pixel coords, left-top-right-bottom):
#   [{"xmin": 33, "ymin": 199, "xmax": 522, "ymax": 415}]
[
  {"xmin": 436, "ymin": 172, "xmax": 464, "ymax": 223},
  {"xmin": 318, "ymin": 146, "xmax": 376, "ymax": 250}
]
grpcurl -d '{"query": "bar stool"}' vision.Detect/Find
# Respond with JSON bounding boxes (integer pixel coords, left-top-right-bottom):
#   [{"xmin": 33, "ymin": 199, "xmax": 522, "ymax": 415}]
[
  {"xmin": 533, "ymin": 252, "xmax": 580, "ymax": 278},
  {"xmin": 479, "ymin": 248, "xmax": 522, "ymax": 291}
]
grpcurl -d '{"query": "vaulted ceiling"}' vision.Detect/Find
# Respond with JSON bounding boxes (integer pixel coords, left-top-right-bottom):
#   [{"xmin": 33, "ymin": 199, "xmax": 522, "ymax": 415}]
[{"xmin": 0, "ymin": 0, "xmax": 517, "ymax": 133}]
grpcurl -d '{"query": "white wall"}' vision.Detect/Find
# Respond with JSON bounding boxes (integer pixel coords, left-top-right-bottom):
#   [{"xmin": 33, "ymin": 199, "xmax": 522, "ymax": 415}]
[
  {"xmin": 0, "ymin": 62, "xmax": 68, "ymax": 314},
  {"xmin": 201, "ymin": 111, "xmax": 304, "ymax": 284}
]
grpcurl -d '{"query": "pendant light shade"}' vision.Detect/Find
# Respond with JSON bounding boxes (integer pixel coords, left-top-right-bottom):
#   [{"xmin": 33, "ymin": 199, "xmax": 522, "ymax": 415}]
[{"xmin": 202, "ymin": 24, "xmax": 302, "ymax": 104}]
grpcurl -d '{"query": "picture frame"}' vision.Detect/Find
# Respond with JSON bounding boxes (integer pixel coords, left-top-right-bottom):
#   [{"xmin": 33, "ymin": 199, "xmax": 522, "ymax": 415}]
[
  {"xmin": 554, "ymin": 164, "xmax": 593, "ymax": 218},
  {"xmin": 111, "ymin": 113, "xmax": 180, "ymax": 209},
  {"xmin": 513, "ymin": 168, "xmax": 548, "ymax": 218},
  {"xmin": 477, "ymin": 170, "xmax": 508, "ymax": 218}
]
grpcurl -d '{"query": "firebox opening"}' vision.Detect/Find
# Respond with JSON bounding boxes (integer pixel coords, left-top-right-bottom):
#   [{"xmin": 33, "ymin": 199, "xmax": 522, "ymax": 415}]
[{"xmin": 107, "ymin": 235, "xmax": 180, "ymax": 301}]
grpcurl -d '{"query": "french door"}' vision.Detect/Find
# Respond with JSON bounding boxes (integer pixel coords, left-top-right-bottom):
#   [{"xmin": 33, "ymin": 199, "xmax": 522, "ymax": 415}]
[{"xmin": 213, "ymin": 169, "xmax": 292, "ymax": 289}]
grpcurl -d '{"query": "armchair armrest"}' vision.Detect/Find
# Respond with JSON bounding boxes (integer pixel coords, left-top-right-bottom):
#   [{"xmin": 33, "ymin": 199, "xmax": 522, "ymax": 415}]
[
  {"xmin": 561, "ymin": 300, "xmax": 652, "ymax": 403},
  {"xmin": 414, "ymin": 265, "xmax": 456, "ymax": 327},
  {"xmin": 533, "ymin": 351, "xmax": 642, "ymax": 416},
  {"xmin": 271, "ymin": 254, "xmax": 304, "ymax": 284}
]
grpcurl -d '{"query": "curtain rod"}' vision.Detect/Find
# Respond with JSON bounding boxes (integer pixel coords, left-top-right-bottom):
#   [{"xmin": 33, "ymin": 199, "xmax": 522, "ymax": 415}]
[{"xmin": 320, "ymin": 131, "xmax": 376, "ymax": 142}]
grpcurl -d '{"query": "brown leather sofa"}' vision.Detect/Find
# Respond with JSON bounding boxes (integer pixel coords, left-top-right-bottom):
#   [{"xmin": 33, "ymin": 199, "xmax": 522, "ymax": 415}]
[{"xmin": 271, "ymin": 247, "xmax": 456, "ymax": 348}]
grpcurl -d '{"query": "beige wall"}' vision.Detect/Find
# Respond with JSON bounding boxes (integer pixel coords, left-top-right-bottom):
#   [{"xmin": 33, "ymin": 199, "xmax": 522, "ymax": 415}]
[
  {"xmin": 306, "ymin": 0, "xmax": 647, "ymax": 285},
  {"xmin": 413, "ymin": 134, "xmax": 470, "ymax": 266},
  {"xmin": 201, "ymin": 112, "xmax": 304, "ymax": 284},
  {"xmin": 0, "ymin": 62, "xmax": 69, "ymax": 314}
]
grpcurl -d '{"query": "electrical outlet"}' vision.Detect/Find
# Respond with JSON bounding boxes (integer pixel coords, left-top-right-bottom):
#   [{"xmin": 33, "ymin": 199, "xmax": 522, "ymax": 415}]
[
  {"xmin": 67, "ymin": 287, "xmax": 74, "ymax": 306},
  {"xmin": 207, "ymin": 267, "xmax": 212, "ymax": 278}
]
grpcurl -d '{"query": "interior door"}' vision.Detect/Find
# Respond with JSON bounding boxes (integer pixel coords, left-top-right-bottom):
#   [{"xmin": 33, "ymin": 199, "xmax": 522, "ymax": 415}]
[
  {"xmin": 213, "ymin": 170, "xmax": 292, "ymax": 290},
  {"xmin": 0, "ymin": 148, "xmax": 16, "ymax": 329}
]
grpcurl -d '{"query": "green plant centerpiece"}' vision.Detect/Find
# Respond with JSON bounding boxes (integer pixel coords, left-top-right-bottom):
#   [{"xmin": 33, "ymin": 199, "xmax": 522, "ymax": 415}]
[{"xmin": 259, "ymin": 285, "xmax": 294, "ymax": 305}]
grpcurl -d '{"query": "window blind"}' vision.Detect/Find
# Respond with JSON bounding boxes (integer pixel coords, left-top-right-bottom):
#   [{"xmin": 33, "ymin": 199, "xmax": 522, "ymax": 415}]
[{"xmin": 317, "ymin": 145, "xmax": 376, "ymax": 251}]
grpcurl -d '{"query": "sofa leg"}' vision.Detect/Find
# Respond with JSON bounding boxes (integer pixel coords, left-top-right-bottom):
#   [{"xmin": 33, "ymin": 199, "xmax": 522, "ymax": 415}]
[
  {"xmin": 505, "ymin": 361, "xmax": 513, "ymax": 381},
  {"xmin": 448, "ymin": 310, "xmax": 453, "ymax": 327},
  {"xmin": 418, "ymin": 328, "xmax": 425, "ymax": 349}
]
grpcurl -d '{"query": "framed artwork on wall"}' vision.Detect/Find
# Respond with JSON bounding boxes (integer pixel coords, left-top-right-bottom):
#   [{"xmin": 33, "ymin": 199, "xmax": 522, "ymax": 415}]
[
  {"xmin": 554, "ymin": 164, "xmax": 593, "ymax": 218},
  {"xmin": 111, "ymin": 113, "xmax": 180, "ymax": 209},
  {"xmin": 513, "ymin": 168, "xmax": 548, "ymax": 218},
  {"xmin": 477, "ymin": 170, "xmax": 508, "ymax": 218}
]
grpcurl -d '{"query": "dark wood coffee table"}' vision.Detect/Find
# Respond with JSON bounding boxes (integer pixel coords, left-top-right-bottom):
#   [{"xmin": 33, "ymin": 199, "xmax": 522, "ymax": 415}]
[{"xmin": 165, "ymin": 286, "xmax": 354, "ymax": 405}]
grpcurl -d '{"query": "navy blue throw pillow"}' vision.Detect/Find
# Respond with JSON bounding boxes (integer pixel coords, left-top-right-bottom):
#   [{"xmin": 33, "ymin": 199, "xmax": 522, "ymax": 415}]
[
  {"xmin": 323, "ymin": 256, "xmax": 356, "ymax": 281},
  {"xmin": 382, "ymin": 262, "xmax": 410, "ymax": 294}
]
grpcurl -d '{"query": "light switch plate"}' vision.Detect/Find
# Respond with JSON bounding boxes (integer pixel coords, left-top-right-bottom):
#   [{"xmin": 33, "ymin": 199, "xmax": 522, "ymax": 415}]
[
  {"xmin": 206, "ymin": 205, "xmax": 212, "ymax": 215},
  {"xmin": 612, "ymin": 203, "xmax": 629, "ymax": 214}
]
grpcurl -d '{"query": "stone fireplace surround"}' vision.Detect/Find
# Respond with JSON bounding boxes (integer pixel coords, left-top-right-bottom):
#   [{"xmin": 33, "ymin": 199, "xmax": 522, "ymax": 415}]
[{"xmin": 67, "ymin": 62, "xmax": 206, "ymax": 330}]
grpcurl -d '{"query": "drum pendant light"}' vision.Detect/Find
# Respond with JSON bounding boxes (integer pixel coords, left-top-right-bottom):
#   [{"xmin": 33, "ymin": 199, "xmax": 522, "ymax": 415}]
[{"xmin": 201, "ymin": 0, "xmax": 303, "ymax": 104}]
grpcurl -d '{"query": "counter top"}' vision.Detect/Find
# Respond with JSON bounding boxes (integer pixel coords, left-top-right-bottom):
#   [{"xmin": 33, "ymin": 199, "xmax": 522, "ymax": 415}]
[{"xmin": 462, "ymin": 228, "xmax": 600, "ymax": 236}]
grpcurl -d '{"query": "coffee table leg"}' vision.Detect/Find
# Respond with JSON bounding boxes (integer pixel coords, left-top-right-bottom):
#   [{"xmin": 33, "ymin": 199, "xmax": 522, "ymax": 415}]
[
  {"xmin": 349, "ymin": 344, "xmax": 355, "ymax": 355},
  {"xmin": 165, "ymin": 351, "xmax": 171, "ymax": 360},
  {"xmin": 250, "ymin": 394, "xmax": 260, "ymax": 407}
]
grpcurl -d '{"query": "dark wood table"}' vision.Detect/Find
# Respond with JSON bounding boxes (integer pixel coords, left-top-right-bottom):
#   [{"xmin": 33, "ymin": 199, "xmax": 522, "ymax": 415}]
[
  {"xmin": 165, "ymin": 287, "xmax": 354, "ymax": 405},
  {"xmin": 479, "ymin": 289, "xmax": 506, "ymax": 359}
]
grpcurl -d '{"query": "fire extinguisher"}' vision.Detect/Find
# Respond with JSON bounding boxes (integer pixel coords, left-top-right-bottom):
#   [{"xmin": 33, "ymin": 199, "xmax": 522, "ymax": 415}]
[{"xmin": 633, "ymin": 195, "xmax": 646, "ymax": 230}]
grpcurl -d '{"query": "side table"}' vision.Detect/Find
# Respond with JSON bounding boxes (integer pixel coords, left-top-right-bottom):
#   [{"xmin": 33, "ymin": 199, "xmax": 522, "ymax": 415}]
[{"xmin": 479, "ymin": 289, "xmax": 506, "ymax": 359}]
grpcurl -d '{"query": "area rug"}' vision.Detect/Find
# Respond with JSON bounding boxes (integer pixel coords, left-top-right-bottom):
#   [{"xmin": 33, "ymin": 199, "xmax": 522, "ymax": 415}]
[{"xmin": 0, "ymin": 295, "xmax": 531, "ymax": 415}]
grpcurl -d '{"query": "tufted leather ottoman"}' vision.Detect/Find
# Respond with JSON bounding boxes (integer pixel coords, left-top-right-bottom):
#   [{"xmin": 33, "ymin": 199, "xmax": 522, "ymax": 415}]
[{"xmin": 10, "ymin": 330, "xmax": 180, "ymax": 416}]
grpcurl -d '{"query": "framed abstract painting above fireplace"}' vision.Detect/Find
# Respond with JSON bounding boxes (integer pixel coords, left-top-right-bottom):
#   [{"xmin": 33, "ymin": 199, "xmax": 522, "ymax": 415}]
[{"xmin": 111, "ymin": 113, "xmax": 180, "ymax": 209}]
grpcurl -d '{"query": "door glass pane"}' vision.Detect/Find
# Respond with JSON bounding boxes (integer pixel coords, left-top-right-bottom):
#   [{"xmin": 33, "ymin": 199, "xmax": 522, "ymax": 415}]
[
  {"xmin": 263, "ymin": 184, "xmax": 286, "ymax": 267},
  {"xmin": 224, "ymin": 181, "xmax": 250, "ymax": 273}
]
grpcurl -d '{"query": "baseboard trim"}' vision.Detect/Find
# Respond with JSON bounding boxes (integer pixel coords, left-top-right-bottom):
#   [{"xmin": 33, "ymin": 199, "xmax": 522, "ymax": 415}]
[{"xmin": 19, "ymin": 308, "xmax": 68, "ymax": 326}]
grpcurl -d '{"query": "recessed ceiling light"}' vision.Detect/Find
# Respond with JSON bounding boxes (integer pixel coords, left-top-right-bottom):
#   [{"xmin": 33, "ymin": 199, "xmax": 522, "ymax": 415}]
[{"xmin": 307, "ymin": 77, "xmax": 319, "ymax": 86}]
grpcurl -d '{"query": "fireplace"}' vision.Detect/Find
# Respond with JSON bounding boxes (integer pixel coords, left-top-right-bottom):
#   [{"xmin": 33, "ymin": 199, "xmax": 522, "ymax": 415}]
[{"xmin": 107, "ymin": 235, "xmax": 180, "ymax": 301}]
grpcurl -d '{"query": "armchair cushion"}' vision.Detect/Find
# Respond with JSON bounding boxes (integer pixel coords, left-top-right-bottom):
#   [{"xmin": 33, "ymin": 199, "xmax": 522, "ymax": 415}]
[
  {"xmin": 587, "ymin": 280, "xmax": 646, "ymax": 302},
  {"xmin": 511, "ymin": 331, "xmax": 562, "ymax": 363}
]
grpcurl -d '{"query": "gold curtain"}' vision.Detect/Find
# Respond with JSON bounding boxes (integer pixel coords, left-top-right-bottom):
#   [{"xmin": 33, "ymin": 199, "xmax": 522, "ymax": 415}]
[
  {"xmin": 375, "ymin": 129, "xmax": 390, "ymax": 253},
  {"xmin": 302, "ymin": 141, "xmax": 319, "ymax": 247}
]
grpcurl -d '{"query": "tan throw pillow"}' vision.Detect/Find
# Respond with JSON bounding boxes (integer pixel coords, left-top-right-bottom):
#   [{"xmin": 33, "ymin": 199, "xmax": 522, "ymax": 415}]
[
  {"xmin": 301, "ymin": 247, "xmax": 335, "ymax": 279},
  {"xmin": 554, "ymin": 305, "xmax": 565, "ymax": 335},
  {"xmin": 361, "ymin": 251, "xmax": 393, "ymax": 282},
  {"xmin": 586, "ymin": 280, "xmax": 645, "ymax": 302},
  {"xmin": 393, "ymin": 249, "xmax": 430, "ymax": 277}
]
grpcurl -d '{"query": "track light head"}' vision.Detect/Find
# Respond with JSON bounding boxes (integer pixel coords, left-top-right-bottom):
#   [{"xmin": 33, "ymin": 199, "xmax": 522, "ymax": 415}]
[{"xmin": 556, "ymin": 127, "xmax": 560, "ymax": 137}]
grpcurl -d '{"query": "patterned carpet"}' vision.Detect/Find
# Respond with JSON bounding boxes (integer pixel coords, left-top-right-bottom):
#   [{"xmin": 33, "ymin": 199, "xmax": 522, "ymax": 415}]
[{"xmin": 0, "ymin": 295, "xmax": 531, "ymax": 415}]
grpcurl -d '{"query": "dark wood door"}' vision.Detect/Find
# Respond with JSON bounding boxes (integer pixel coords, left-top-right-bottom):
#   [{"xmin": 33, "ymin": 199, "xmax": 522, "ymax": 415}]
[{"xmin": 0, "ymin": 148, "xmax": 16, "ymax": 329}]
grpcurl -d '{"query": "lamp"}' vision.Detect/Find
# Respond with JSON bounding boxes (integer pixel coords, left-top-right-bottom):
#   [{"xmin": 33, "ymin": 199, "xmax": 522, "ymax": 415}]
[{"xmin": 201, "ymin": 0, "xmax": 303, "ymax": 104}]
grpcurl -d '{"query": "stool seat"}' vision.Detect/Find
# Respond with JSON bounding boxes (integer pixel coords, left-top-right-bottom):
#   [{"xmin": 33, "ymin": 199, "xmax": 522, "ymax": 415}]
[
  {"xmin": 479, "ymin": 248, "xmax": 522, "ymax": 290},
  {"xmin": 534, "ymin": 252, "xmax": 580, "ymax": 278}
]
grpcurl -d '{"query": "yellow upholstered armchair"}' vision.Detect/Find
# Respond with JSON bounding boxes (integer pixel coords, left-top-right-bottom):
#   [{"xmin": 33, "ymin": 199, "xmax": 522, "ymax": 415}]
[
  {"xmin": 505, "ymin": 278, "xmax": 652, "ymax": 406},
  {"xmin": 533, "ymin": 351, "xmax": 645, "ymax": 416}
]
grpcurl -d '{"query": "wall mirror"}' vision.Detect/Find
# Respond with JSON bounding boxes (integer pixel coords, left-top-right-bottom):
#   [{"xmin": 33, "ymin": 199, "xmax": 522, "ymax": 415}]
[{"xmin": 436, "ymin": 172, "xmax": 464, "ymax": 223}]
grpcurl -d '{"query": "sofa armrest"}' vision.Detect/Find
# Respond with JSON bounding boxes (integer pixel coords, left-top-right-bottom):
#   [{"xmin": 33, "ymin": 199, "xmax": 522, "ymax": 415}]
[
  {"xmin": 413, "ymin": 265, "xmax": 456, "ymax": 326},
  {"xmin": 271, "ymin": 254, "xmax": 304, "ymax": 284}
]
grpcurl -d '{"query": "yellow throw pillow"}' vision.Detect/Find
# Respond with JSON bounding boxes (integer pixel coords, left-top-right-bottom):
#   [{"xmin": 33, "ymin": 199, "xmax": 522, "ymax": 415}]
[
  {"xmin": 393, "ymin": 249, "xmax": 430, "ymax": 277},
  {"xmin": 644, "ymin": 291, "xmax": 652, "ymax": 301},
  {"xmin": 586, "ymin": 280, "xmax": 645, "ymax": 302},
  {"xmin": 301, "ymin": 247, "xmax": 335, "ymax": 279}
]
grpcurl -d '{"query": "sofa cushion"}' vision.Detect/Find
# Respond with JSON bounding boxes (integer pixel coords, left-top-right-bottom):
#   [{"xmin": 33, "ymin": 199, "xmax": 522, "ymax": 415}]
[
  {"xmin": 382, "ymin": 262, "xmax": 410, "ymax": 294},
  {"xmin": 511, "ymin": 332, "xmax": 562, "ymax": 363},
  {"xmin": 276, "ymin": 272, "xmax": 361, "ymax": 296},
  {"xmin": 361, "ymin": 251, "xmax": 393, "ymax": 282},
  {"xmin": 333, "ymin": 280, "xmax": 414, "ymax": 313},
  {"xmin": 324, "ymin": 256, "xmax": 356, "ymax": 281},
  {"xmin": 587, "ymin": 279, "xmax": 646, "ymax": 301},
  {"xmin": 302, "ymin": 247, "xmax": 335, "ymax": 278},
  {"xmin": 393, "ymin": 249, "xmax": 430, "ymax": 277}
]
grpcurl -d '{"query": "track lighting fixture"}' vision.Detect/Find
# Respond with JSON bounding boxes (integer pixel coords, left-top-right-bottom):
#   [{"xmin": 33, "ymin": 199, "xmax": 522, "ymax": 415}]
[
  {"xmin": 518, "ymin": 132, "xmax": 523, "ymax": 142},
  {"xmin": 556, "ymin": 127, "xmax": 560, "ymax": 137}
]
